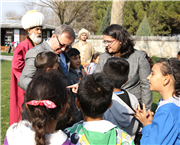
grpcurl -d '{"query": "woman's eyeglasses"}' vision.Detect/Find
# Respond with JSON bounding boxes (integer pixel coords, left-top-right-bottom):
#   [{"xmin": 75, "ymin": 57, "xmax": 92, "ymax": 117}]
[{"xmin": 102, "ymin": 39, "xmax": 116, "ymax": 45}]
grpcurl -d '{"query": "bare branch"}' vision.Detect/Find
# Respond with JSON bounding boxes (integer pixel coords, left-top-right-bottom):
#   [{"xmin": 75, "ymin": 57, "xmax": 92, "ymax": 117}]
[{"xmin": 21, "ymin": 0, "xmax": 94, "ymax": 26}]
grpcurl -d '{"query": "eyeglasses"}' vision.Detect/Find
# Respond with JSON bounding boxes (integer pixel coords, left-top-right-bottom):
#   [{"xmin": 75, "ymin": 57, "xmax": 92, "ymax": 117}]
[
  {"xmin": 167, "ymin": 59, "xmax": 178, "ymax": 84},
  {"xmin": 56, "ymin": 35, "xmax": 70, "ymax": 50},
  {"xmin": 102, "ymin": 39, "xmax": 116, "ymax": 45}
]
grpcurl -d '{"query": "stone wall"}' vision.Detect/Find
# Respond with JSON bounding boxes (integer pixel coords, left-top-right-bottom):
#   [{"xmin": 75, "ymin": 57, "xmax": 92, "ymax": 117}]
[{"xmin": 73, "ymin": 35, "xmax": 180, "ymax": 58}]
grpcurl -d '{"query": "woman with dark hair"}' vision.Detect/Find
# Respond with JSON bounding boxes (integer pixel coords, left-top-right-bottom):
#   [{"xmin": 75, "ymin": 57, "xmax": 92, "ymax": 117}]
[
  {"xmin": 94, "ymin": 24, "xmax": 152, "ymax": 110},
  {"xmin": 142, "ymin": 51, "xmax": 154, "ymax": 69}
]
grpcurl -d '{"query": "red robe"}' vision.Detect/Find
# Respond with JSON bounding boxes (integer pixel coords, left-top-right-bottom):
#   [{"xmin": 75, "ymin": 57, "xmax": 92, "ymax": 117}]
[{"xmin": 10, "ymin": 37, "xmax": 34, "ymax": 126}]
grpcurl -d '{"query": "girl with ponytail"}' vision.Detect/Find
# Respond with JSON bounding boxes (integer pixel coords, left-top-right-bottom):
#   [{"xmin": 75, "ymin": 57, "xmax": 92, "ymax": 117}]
[
  {"xmin": 4, "ymin": 70, "xmax": 74, "ymax": 145},
  {"xmin": 134, "ymin": 58, "xmax": 180, "ymax": 145}
]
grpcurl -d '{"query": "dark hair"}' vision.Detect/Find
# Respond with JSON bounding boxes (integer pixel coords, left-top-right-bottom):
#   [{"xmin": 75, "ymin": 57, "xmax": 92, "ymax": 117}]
[
  {"xmin": 177, "ymin": 51, "xmax": 180, "ymax": 56},
  {"xmin": 35, "ymin": 51, "xmax": 58, "ymax": 70},
  {"xmin": 24, "ymin": 70, "xmax": 69, "ymax": 145},
  {"xmin": 90, "ymin": 53, "xmax": 100, "ymax": 63},
  {"xmin": 142, "ymin": 51, "xmax": 154, "ymax": 69},
  {"xmin": 103, "ymin": 57, "xmax": 129, "ymax": 88},
  {"xmin": 103, "ymin": 24, "xmax": 134, "ymax": 58},
  {"xmin": 156, "ymin": 58, "xmax": 180, "ymax": 97},
  {"xmin": 77, "ymin": 73, "xmax": 113, "ymax": 118},
  {"xmin": 67, "ymin": 48, "xmax": 80, "ymax": 57}
]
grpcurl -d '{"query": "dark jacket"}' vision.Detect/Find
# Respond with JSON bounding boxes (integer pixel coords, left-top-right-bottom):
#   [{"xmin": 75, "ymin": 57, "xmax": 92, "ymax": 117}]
[
  {"xmin": 69, "ymin": 67, "xmax": 83, "ymax": 86},
  {"xmin": 18, "ymin": 40, "xmax": 70, "ymax": 91}
]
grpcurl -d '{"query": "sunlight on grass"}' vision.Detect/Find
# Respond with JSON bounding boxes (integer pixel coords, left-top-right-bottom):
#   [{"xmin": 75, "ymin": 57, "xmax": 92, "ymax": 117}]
[
  {"xmin": 152, "ymin": 92, "xmax": 162, "ymax": 112},
  {"xmin": 1, "ymin": 52, "xmax": 14, "ymax": 56},
  {"xmin": 1, "ymin": 60, "xmax": 11, "ymax": 144}
]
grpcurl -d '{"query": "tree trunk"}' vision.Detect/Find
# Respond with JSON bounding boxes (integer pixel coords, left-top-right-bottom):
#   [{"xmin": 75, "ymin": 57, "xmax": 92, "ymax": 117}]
[{"xmin": 111, "ymin": 1, "xmax": 125, "ymax": 25}]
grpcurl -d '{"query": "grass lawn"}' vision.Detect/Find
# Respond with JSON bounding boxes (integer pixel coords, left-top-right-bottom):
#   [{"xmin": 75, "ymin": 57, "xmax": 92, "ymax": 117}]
[
  {"xmin": 1, "ymin": 58, "xmax": 162, "ymax": 144},
  {"xmin": 1, "ymin": 60, "xmax": 11, "ymax": 144},
  {"xmin": 1, "ymin": 52, "xmax": 14, "ymax": 56}
]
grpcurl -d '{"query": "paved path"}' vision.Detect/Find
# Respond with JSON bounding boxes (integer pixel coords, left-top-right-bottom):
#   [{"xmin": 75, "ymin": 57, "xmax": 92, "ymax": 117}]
[{"xmin": 0, "ymin": 55, "xmax": 13, "ymax": 61}]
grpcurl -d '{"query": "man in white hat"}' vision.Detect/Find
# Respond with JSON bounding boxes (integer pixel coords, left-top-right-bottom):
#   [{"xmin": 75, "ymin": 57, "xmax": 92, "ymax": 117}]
[
  {"xmin": 73, "ymin": 28, "xmax": 95, "ymax": 68},
  {"xmin": 10, "ymin": 10, "xmax": 45, "ymax": 126}
]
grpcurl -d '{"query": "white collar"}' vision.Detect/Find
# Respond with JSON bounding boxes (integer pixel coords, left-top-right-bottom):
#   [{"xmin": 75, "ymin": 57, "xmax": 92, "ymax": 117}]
[
  {"xmin": 156, "ymin": 96, "xmax": 180, "ymax": 111},
  {"xmin": 6, "ymin": 120, "xmax": 67, "ymax": 145},
  {"xmin": 83, "ymin": 120, "xmax": 116, "ymax": 133},
  {"xmin": 75, "ymin": 68, "xmax": 81, "ymax": 74}
]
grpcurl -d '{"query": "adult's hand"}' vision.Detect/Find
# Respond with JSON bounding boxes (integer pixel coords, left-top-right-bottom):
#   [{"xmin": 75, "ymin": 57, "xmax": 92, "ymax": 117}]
[{"xmin": 67, "ymin": 83, "xmax": 79, "ymax": 93}]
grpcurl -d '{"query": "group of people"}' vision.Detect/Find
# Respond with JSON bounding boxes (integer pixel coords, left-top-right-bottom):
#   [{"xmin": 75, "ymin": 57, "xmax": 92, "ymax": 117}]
[{"xmin": 6, "ymin": 10, "xmax": 180, "ymax": 145}]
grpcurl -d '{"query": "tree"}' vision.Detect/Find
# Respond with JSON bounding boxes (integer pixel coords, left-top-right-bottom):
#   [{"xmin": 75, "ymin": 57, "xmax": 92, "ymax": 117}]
[
  {"xmin": 20, "ymin": 1, "xmax": 60, "ymax": 26},
  {"xmin": 71, "ymin": 5, "xmax": 95, "ymax": 33},
  {"xmin": 92, "ymin": 1, "xmax": 112, "ymax": 34},
  {"xmin": 163, "ymin": 1, "xmax": 180, "ymax": 35},
  {"xmin": 36, "ymin": 0, "xmax": 93, "ymax": 25},
  {"xmin": 4, "ymin": 10, "xmax": 22, "ymax": 20},
  {"xmin": 136, "ymin": 14, "xmax": 152, "ymax": 36},
  {"xmin": 123, "ymin": 1, "xmax": 180, "ymax": 36},
  {"xmin": 111, "ymin": 1, "xmax": 125, "ymax": 25},
  {"xmin": 147, "ymin": 1, "xmax": 171, "ymax": 36},
  {"xmin": 98, "ymin": 6, "xmax": 111, "ymax": 34},
  {"xmin": 21, "ymin": 1, "xmax": 113, "ymax": 34},
  {"xmin": 123, "ymin": 1, "xmax": 146, "ymax": 35}
]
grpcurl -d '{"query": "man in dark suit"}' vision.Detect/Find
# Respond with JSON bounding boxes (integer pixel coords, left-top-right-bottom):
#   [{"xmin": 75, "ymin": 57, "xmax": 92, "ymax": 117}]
[{"xmin": 18, "ymin": 25, "xmax": 75, "ymax": 90}]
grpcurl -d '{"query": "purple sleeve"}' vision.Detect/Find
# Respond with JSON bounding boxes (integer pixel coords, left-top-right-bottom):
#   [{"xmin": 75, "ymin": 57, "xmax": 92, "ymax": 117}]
[
  {"xmin": 4, "ymin": 135, "xmax": 9, "ymax": 145},
  {"xmin": 63, "ymin": 139, "xmax": 75, "ymax": 145}
]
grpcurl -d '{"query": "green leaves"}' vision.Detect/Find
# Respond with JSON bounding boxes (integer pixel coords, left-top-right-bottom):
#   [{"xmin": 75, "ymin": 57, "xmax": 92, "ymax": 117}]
[
  {"xmin": 98, "ymin": 5, "xmax": 111, "ymax": 35},
  {"xmin": 92, "ymin": 1, "xmax": 112, "ymax": 34},
  {"xmin": 123, "ymin": 1, "xmax": 180, "ymax": 36},
  {"xmin": 136, "ymin": 14, "xmax": 152, "ymax": 36}
]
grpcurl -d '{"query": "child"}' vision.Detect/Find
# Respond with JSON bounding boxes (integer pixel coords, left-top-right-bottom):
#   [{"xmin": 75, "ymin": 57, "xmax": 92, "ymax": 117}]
[
  {"xmin": 134, "ymin": 58, "xmax": 180, "ymax": 145},
  {"xmin": 87, "ymin": 53, "xmax": 100, "ymax": 74},
  {"xmin": 35, "ymin": 51, "xmax": 59, "ymax": 71},
  {"xmin": 102, "ymin": 57, "xmax": 140, "ymax": 140},
  {"xmin": 4, "ymin": 70, "xmax": 73, "ymax": 145},
  {"xmin": 34, "ymin": 51, "xmax": 80, "ymax": 130},
  {"xmin": 64, "ymin": 73, "xmax": 134, "ymax": 145},
  {"xmin": 67, "ymin": 48, "xmax": 83, "ymax": 85},
  {"xmin": 67, "ymin": 48, "xmax": 84, "ymax": 123}
]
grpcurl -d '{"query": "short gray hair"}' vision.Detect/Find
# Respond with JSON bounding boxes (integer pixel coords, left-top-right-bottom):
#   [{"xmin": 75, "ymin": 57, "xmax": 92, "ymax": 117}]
[{"xmin": 54, "ymin": 25, "xmax": 75, "ymax": 39}]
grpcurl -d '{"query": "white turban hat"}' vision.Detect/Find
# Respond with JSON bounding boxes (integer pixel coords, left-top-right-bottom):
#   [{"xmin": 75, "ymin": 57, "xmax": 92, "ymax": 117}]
[
  {"xmin": 78, "ymin": 28, "xmax": 90, "ymax": 39},
  {"xmin": 21, "ymin": 10, "xmax": 45, "ymax": 30}
]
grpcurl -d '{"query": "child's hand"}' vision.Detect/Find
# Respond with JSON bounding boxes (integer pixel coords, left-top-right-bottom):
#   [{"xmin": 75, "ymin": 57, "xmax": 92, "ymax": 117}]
[
  {"xmin": 81, "ymin": 69, "xmax": 87, "ymax": 77},
  {"xmin": 134, "ymin": 104, "xmax": 153, "ymax": 126},
  {"xmin": 133, "ymin": 103, "xmax": 143, "ymax": 113},
  {"xmin": 83, "ymin": 62, "xmax": 90, "ymax": 67},
  {"xmin": 146, "ymin": 109, "xmax": 154, "ymax": 122},
  {"xmin": 67, "ymin": 83, "xmax": 79, "ymax": 93}
]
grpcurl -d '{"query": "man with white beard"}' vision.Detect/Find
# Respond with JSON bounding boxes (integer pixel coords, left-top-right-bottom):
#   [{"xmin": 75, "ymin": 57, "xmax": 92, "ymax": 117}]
[{"xmin": 10, "ymin": 10, "xmax": 45, "ymax": 126}]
